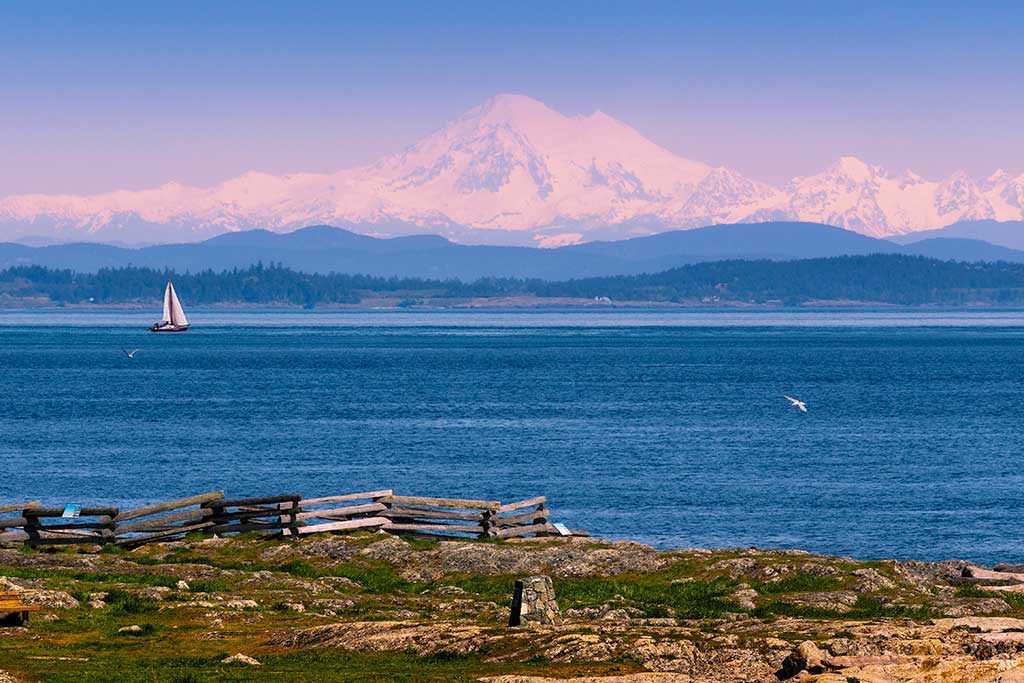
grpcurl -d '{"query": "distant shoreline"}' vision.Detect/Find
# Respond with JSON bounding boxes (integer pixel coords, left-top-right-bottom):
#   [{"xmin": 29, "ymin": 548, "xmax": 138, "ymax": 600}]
[{"xmin": 0, "ymin": 297, "xmax": 994, "ymax": 311}]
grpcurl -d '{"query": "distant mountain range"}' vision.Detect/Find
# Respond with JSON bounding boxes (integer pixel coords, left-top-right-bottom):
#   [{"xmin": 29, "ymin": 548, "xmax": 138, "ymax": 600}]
[
  {"xmin": 2, "ymin": 94, "xmax": 1022, "ymax": 246},
  {"xmin": 4, "ymin": 221, "xmax": 1024, "ymax": 281},
  {"xmin": 890, "ymin": 220, "xmax": 1024, "ymax": 250}
]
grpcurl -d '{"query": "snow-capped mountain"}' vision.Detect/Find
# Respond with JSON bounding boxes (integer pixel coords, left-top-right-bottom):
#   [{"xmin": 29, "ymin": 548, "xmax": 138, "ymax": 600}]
[
  {"xmin": 764, "ymin": 157, "xmax": 999, "ymax": 239},
  {"xmin": 0, "ymin": 94, "xmax": 1021, "ymax": 245}
]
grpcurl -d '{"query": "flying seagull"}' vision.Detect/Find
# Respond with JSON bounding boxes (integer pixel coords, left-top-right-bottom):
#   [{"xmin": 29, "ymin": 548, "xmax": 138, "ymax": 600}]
[
  {"xmin": 783, "ymin": 395, "xmax": 807, "ymax": 413},
  {"xmin": 121, "ymin": 349, "xmax": 139, "ymax": 359}
]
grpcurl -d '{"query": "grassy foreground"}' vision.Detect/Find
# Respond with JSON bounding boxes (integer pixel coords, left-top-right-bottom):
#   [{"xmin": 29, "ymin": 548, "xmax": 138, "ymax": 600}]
[{"xmin": 2, "ymin": 532, "xmax": 1024, "ymax": 682}]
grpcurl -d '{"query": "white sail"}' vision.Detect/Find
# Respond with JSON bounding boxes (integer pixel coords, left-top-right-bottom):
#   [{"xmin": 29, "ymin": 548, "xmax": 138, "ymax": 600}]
[
  {"xmin": 162, "ymin": 282, "xmax": 172, "ymax": 323},
  {"xmin": 167, "ymin": 282, "xmax": 188, "ymax": 326}
]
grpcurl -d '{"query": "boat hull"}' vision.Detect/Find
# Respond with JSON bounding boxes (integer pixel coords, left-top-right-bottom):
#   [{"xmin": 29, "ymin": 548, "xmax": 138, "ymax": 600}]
[{"xmin": 149, "ymin": 324, "xmax": 189, "ymax": 333}]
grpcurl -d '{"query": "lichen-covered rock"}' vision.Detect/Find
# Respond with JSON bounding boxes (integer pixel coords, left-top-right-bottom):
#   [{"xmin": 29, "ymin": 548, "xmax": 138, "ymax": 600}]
[
  {"xmin": 783, "ymin": 590, "xmax": 859, "ymax": 613},
  {"xmin": 0, "ymin": 577, "xmax": 24, "ymax": 592},
  {"xmin": 482, "ymin": 676, "xmax": 694, "ymax": 683},
  {"xmin": 729, "ymin": 586, "xmax": 758, "ymax": 610},
  {"xmin": 894, "ymin": 559, "xmax": 971, "ymax": 589},
  {"xmin": 850, "ymin": 567, "xmax": 898, "ymax": 592},
  {"xmin": 944, "ymin": 598, "xmax": 1013, "ymax": 616},
  {"xmin": 223, "ymin": 599, "xmax": 258, "ymax": 610},
  {"xmin": 221, "ymin": 653, "xmax": 260, "ymax": 666},
  {"xmin": 21, "ymin": 589, "xmax": 80, "ymax": 610},
  {"xmin": 138, "ymin": 586, "xmax": 171, "ymax": 600},
  {"xmin": 708, "ymin": 557, "xmax": 758, "ymax": 578},
  {"xmin": 600, "ymin": 608, "xmax": 631, "ymax": 623},
  {"xmin": 777, "ymin": 640, "xmax": 826, "ymax": 678}
]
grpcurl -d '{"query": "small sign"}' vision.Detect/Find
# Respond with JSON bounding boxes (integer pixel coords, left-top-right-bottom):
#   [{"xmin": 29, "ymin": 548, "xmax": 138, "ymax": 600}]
[
  {"xmin": 61, "ymin": 504, "xmax": 82, "ymax": 518},
  {"xmin": 552, "ymin": 522, "xmax": 572, "ymax": 537}
]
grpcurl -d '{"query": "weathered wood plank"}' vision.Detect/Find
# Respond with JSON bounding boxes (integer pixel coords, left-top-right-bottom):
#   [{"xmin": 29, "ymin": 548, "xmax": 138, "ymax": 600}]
[
  {"xmin": 384, "ymin": 495, "xmax": 500, "ymax": 511},
  {"xmin": 302, "ymin": 490, "xmax": 393, "ymax": 506},
  {"xmin": 205, "ymin": 520, "xmax": 300, "ymax": 535},
  {"xmin": 496, "ymin": 507, "xmax": 550, "ymax": 527},
  {"xmin": 113, "ymin": 508, "xmax": 213, "ymax": 535},
  {"xmin": 0, "ymin": 516, "xmax": 31, "ymax": 529},
  {"xmin": 495, "ymin": 522, "xmax": 553, "ymax": 538},
  {"xmin": 0, "ymin": 502, "xmax": 40, "ymax": 515},
  {"xmin": 295, "ymin": 517, "xmax": 389, "ymax": 535},
  {"xmin": 205, "ymin": 495, "xmax": 300, "ymax": 508},
  {"xmin": 114, "ymin": 521, "xmax": 215, "ymax": 546},
  {"xmin": 200, "ymin": 508, "xmax": 299, "ymax": 524},
  {"xmin": 497, "ymin": 496, "xmax": 547, "ymax": 514},
  {"xmin": 0, "ymin": 530, "xmax": 28, "ymax": 543},
  {"xmin": 381, "ymin": 506, "xmax": 486, "ymax": 522},
  {"xmin": 24, "ymin": 521, "xmax": 113, "ymax": 531},
  {"xmin": 110, "ymin": 491, "xmax": 224, "ymax": 522},
  {"xmin": 383, "ymin": 522, "xmax": 485, "ymax": 534},
  {"xmin": 0, "ymin": 605, "xmax": 41, "ymax": 613},
  {"xmin": 23, "ymin": 507, "xmax": 119, "ymax": 518},
  {"xmin": 294, "ymin": 502, "xmax": 386, "ymax": 522}
]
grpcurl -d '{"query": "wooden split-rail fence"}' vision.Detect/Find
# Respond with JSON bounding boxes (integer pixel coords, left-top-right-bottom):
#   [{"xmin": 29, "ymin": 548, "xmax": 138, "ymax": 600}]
[{"xmin": 0, "ymin": 491, "xmax": 580, "ymax": 549}]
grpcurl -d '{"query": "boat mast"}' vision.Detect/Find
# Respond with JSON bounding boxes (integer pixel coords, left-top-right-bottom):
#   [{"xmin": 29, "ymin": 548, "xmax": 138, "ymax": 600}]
[{"xmin": 162, "ymin": 282, "xmax": 172, "ymax": 323}]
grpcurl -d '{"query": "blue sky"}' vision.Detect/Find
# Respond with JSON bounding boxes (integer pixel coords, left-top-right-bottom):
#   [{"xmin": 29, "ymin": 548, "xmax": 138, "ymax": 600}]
[{"xmin": 1, "ymin": 1, "xmax": 1022, "ymax": 194}]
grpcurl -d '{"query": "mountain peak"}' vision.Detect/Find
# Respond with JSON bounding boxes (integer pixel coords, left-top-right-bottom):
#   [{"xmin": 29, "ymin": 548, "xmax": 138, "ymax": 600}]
[
  {"xmin": 2, "ymin": 94, "xmax": 1022, "ymax": 244},
  {"xmin": 986, "ymin": 169, "xmax": 1011, "ymax": 187},
  {"xmin": 473, "ymin": 93, "xmax": 561, "ymax": 127},
  {"xmin": 830, "ymin": 155, "xmax": 879, "ymax": 181}
]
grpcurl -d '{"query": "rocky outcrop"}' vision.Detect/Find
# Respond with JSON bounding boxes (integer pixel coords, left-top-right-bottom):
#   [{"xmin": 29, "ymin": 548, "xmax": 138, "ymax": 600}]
[
  {"xmin": 358, "ymin": 537, "xmax": 677, "ymax": 581},
  {"xmin": 221, "ymin": 653, "xmax": 260, "ymax": 666},
  {"xmin": 6, "ymin": 534, "xmax": 1024, "ymax": 683},
  {"xmin": 482, "ymin": 675, "xmax": 694, "ymax": 683},
  {"xmin": 0, "ymin": 575, "xmax": 78, "ymax": 610},
  {"xmin": 777, "ymin": 640, "xmax": 827, "ymax": 678},
  {"xmin": 782, "ymin": 591, "xmax": 859, "ymax": 614}
]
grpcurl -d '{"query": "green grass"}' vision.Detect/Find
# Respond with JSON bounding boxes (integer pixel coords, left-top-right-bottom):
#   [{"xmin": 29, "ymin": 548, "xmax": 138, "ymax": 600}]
[
  {"xmin": 186, "ymin": 578, "xmax": 235, "ymax": 593},
  {"xmin": 754, "ymin": 595, "xmax": 938, "ymax": 621},
  {"xmin": 423, "ymin": 574, "xmax": 515, "ymax": 599},
  {"xmin": 8, "ymin": 536, "xmax": 1022, "ymax": 682},
  {"xmin": 2, "ymin": 567, "xmax": 180, "ymax": 588},
  {"xmin": 753, "ymin": 574, "xmax": 845, "ymax": 594},
  {"xmin": 1, "ymin": 641, "xmax": 638, "ymax": 682},
  {"xmin": 103, "ymin": 589, "xmax": 160, "ymax": 614},
  {"xmin": 554, "ymin": 575, "xmax": 736, "ymax": 619},
  {"xmin": 955, "ymin": 583, "xmax": 1024, "ymax": 609},
  {"xmin": 115, "ymin": 623, "xmax": 160, "ymax": 637}
]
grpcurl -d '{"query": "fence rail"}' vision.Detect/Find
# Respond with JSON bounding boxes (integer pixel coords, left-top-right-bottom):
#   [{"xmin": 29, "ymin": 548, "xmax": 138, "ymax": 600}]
[{"xmin": 0, "ymin": 490, "xmax": 584, "ymax": 548}]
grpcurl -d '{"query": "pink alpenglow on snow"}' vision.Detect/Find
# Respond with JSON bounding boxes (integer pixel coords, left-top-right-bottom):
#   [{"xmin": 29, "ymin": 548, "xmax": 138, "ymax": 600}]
[{"xmin": 1, "ymin": 95, "xmax": 1022, "ymax": 246}]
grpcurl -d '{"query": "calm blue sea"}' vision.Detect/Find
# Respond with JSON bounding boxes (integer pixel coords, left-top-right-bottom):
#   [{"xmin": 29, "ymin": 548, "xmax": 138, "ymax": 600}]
[{"xmin": 3, "ymin": 308, "xmax": 1024, "ymax": 564}]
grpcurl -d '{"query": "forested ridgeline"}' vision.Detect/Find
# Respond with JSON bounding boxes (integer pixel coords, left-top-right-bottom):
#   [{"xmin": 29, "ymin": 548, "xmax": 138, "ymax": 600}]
[{"xmin": 4, "ymin": 255, "xmax": 1024, "ymax": 306}]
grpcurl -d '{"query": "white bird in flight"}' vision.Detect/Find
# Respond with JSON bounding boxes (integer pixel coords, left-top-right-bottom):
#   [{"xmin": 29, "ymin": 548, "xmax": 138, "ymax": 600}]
[
  {"xmin": 783, "ymin": 395, "xmax": 807, "ymax": 413},
  {"xmin": 122, "ymin": 349, "xmax": 139, "ymax": 359}
]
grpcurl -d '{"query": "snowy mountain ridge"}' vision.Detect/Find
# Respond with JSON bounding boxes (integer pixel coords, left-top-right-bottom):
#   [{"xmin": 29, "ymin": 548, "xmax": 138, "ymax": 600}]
[{"xmin": 2, "ymin": 94, "xmax": 1021, "ymax": 246}]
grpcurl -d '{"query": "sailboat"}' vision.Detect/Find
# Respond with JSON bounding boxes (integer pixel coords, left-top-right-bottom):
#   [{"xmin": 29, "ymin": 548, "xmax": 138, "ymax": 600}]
[{"xmin": 150, "ymin": 281, "xmax": 190, "ymax": 332}]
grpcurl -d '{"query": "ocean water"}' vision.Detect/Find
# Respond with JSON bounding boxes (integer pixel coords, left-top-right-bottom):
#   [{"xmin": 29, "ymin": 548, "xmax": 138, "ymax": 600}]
[{"xmin": 2, "ymin": 308, "xmax": 1024, "ymax": 564}]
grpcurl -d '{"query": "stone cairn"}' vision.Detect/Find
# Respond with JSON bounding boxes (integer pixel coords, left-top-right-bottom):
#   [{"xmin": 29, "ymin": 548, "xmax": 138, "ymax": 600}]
[{"xmin": 508, "ymin": 575, "xmax": 561, "ymax": 627}]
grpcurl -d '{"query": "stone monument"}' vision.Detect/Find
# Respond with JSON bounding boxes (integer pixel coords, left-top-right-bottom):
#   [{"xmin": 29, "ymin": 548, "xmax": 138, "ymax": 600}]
[{"xmin": 508, "ymin": 575, "xmax": 561, "ymax": 627}]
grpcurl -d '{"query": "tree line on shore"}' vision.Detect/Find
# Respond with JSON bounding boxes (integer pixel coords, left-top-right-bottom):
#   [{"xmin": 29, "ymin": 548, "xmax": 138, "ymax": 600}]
[{"xmin": 4, "ymin": 255, "xmax": 1024, "ymax": 306}]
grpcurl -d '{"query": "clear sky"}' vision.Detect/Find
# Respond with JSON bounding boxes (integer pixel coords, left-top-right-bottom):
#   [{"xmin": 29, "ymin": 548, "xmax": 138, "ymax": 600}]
[{"xmin": 1, "ymin": 1, "xmax": 1022, "ymax": 195}]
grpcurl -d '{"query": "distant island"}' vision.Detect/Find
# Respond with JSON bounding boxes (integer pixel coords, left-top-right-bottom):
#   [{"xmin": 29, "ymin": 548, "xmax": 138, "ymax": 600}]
[{"xmin": 6, "ymin": 253, "xmax": 1024, "ymax": 308}]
